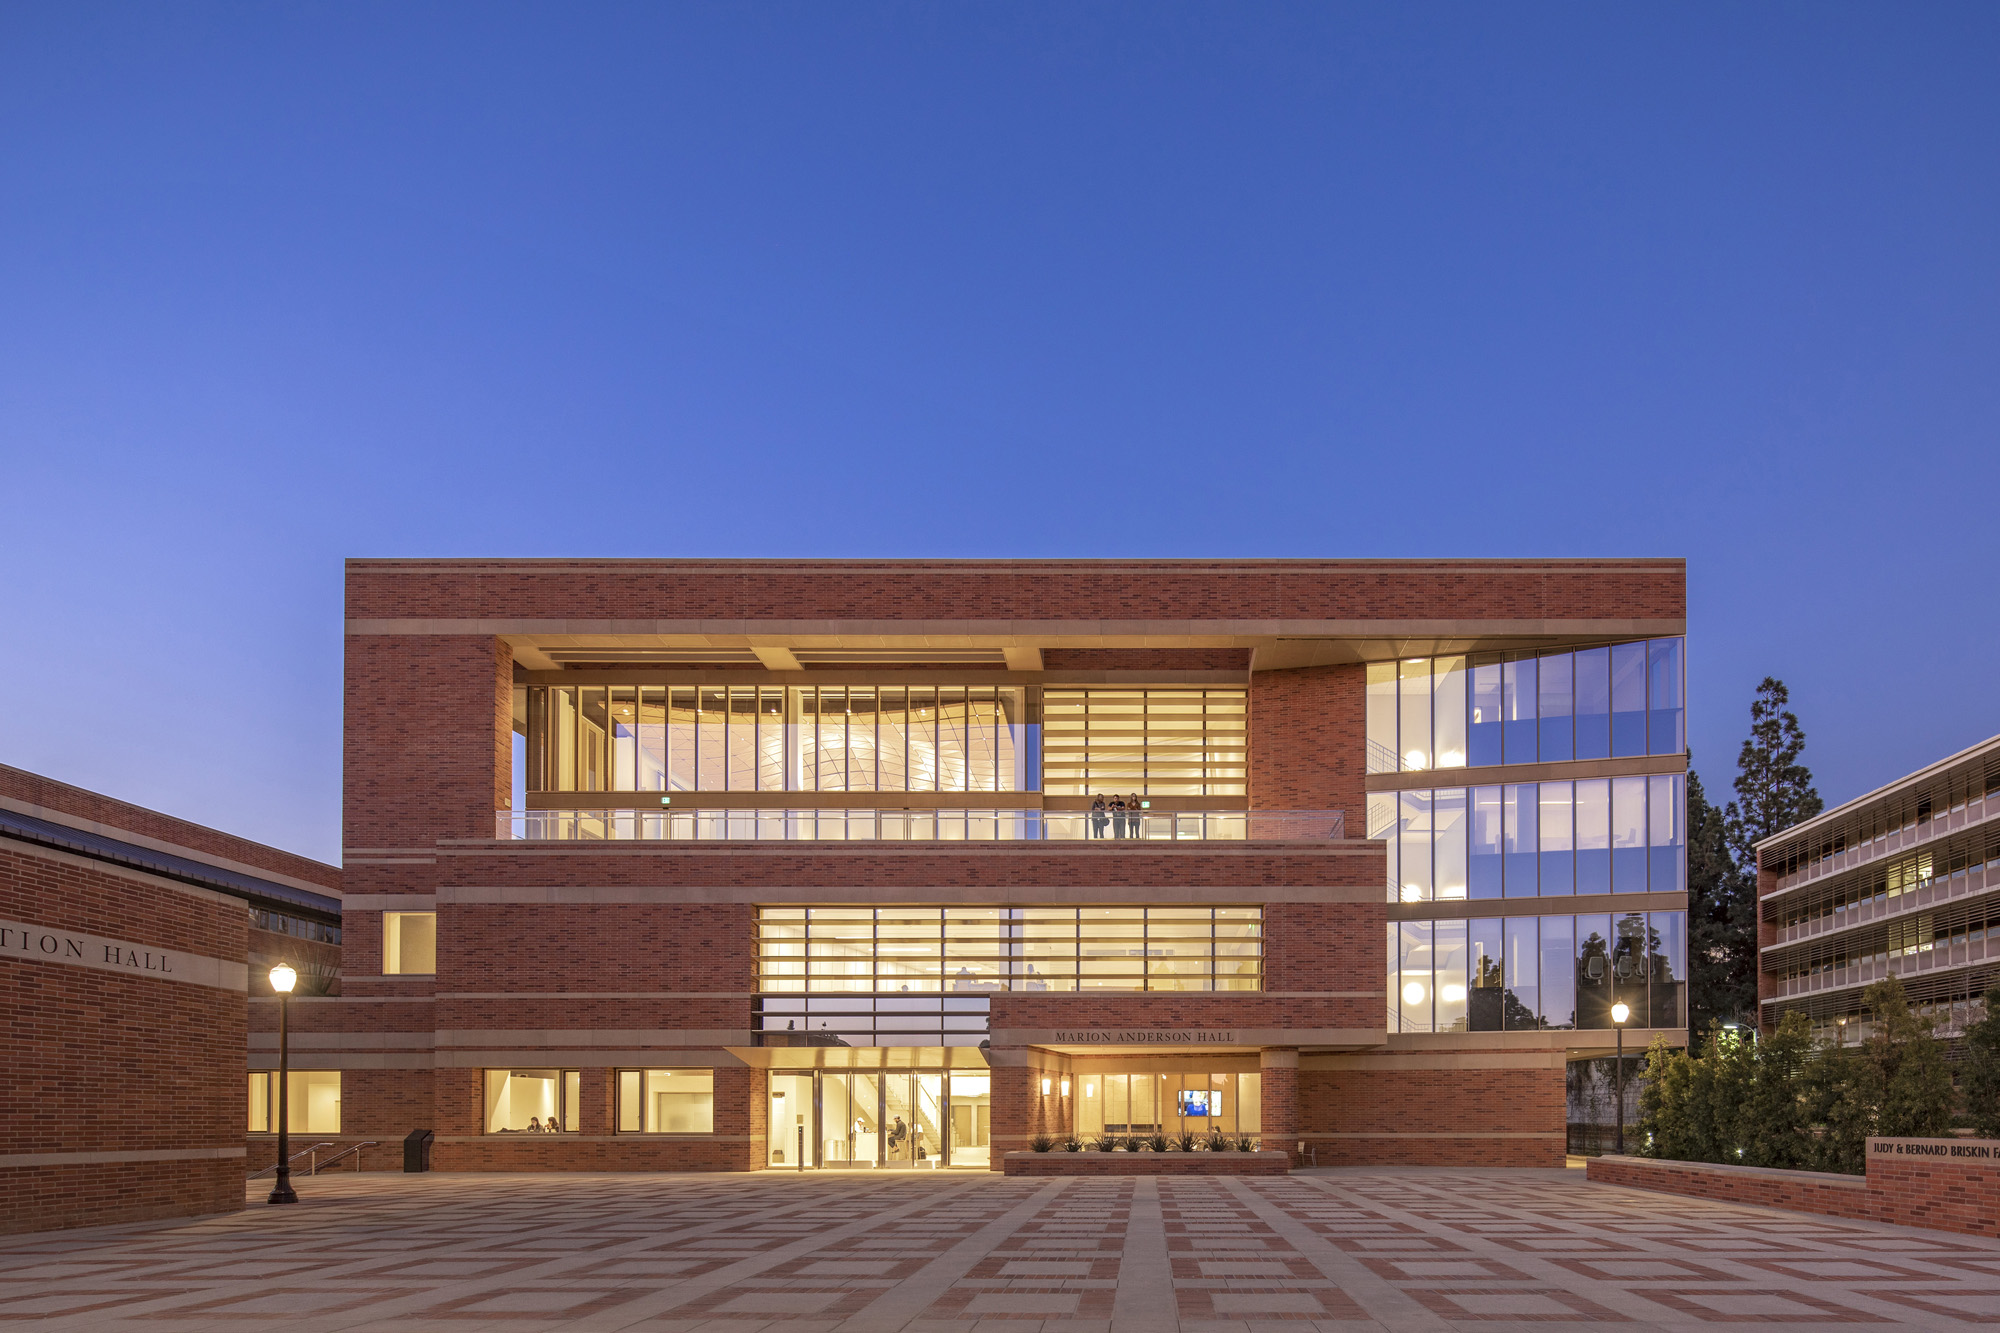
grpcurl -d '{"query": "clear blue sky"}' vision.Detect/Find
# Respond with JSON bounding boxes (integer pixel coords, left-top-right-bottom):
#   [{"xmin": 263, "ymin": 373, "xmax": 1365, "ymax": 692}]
[{"xmin": 2, "ymin": 4, "xmax": 1996, "ymax": 864}]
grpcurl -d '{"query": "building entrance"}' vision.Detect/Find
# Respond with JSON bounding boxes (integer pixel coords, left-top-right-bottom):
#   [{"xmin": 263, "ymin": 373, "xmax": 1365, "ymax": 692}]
[{"xmin": 766, "ymin": 1069, "xmax": 989, "ymax": 1169}]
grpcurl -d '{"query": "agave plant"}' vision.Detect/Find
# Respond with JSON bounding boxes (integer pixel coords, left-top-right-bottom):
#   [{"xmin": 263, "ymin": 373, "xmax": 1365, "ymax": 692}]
[
  {"xmin": 1207, "ymin": 1131, "xmax": 1231, "ymax": 1152},
  {"xmin": 1175, "ymin": 1130, "xmax": 1199, "ymax": 1152},
  {"xmin": 1030, "ymin": 1133, "xmax": 1055, "ymax": 1153},
  {"xmin": 1062, "ymin": 1137, "xmax": 1083, "ymax": 1152},
  {"xmin": 1147, "ymin": 1131, "xmax": 1170, "ymax": 1153},
  {"xmin": 1123, "ymin": 1134, "xmax": 1145, "ymax": 1152},
  {"xmin": 1234, "ymin": 1135, "xmax": 1257, "ymax": 1152},
  {"xmin": 1090, "ymin": 1133, "xmax": 1117, "ymax": 1152}
]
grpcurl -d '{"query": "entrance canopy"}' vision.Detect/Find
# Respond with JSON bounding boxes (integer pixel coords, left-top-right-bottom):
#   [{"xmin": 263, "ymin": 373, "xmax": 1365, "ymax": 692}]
[{"xmin": 726, "ymin": 1045, "xmax": 991, "ymax": 1070}]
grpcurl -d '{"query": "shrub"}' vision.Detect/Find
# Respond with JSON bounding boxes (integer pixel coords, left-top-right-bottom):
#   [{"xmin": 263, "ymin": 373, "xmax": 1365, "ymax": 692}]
[
  {"xmin": 1206, "ymin": 1131, "xmax": 1231, "ymax": 1152},
  {"xmin": 1963, "ymin": 985, "xmax": 2000, "ymax": 1139},
  {"xmin": 1176, "ymin": 1131, "xmax": 1199, "ymax": 1152},
  {"xmin": 1146, "ymin": 1132, "xmax": 1170, "ymax": 1153},
  {"xmin": 1029, "ymin": 1134, "xmax": 1055, "ymax": 1153},
  {"xmin": 1234, "ymin": 1135, "xmax": 1257, "ymax": 1152},
  {"xmin": 1089, "ymin": 1133, "xmax": 1117, "ymax": 1152},
  {"xmin": 1062, "ymin": 1137, "xmax": 1083, "ymax": 1152}
]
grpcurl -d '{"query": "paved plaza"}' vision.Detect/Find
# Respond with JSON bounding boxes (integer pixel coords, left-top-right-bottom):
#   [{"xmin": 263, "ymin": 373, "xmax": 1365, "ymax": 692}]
[{"xmin": 3, "ymin": 1167, "xmax": 1998, "ymax": 1329}]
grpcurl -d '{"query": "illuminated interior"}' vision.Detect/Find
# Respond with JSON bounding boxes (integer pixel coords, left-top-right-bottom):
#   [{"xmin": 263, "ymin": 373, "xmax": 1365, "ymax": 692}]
[
  {"xmin": 616, "ymin": 1069, "xmax": 715, "ymax": 1133},
  {"xmin": 758, "ymin": 906, "xmax": 1262, "ymax": 994},
  {"xmin": 382, "ymin": 911, "xmax": 437, "ymax": 974},
  {"xmin": 246, "ymin": 1071, "xmax": 341, "ymax": 1133},
  {"xmin": 485, "ymin": 1068, "xmax": 581, "ymax": 1132}
]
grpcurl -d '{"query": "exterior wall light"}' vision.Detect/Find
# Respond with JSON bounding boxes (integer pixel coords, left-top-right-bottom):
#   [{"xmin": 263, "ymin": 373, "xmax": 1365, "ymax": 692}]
[
  {"xmin": 1610, "ymin": 1001, "xmax": 1631, "ymax": 1156},
  {"xmin": 1059, "ymin": 1078, "xmax": 1070, "ymax": 1098},
  {"xmin": 1040, "ymin": 1077, "xmax": 1051, "ymax": 1096}
]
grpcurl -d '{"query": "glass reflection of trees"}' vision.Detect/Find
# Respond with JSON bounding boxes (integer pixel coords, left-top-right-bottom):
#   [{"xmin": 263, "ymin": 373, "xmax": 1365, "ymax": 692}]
[{"xmin": 1392, "ymin": 911, "xmax": 1685, "ymax": 1033}]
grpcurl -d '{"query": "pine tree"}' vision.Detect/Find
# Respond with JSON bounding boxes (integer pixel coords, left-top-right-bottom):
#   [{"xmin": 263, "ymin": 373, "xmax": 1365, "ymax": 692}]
[
  {"xmin": 1723, "ymin": 677, "xmax": 1825, "ymax": 877},
  {"xmin": 1685, "ymin": 765, "xmax": 1748, "ymax": 1039},
  {"xmin": 1963, "ymin": 985, "xmax": 2000, "ymax": 1139}
]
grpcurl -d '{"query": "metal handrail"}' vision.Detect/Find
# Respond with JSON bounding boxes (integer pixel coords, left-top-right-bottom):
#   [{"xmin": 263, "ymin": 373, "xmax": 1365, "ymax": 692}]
[
  {"xmin": 497, "ymin": 807, "xmax": 1346, "ymax": 843},
  {"xmin": 309, "ymin": 1141, "xmax": 379, "ymax": 1174},
  {"xmin": 248, "ymin": 1141, "xmax": 333, "ymax": 1178}
]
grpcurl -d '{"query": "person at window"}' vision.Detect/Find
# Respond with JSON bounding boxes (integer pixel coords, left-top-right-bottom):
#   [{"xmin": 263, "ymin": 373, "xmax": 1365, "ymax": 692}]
[
  {"xmin": 953, "ymin": 966, "xmax": 975, "ymax": 991},
  {"xmin": 545, "ymin": 1115, "xmax": 561, "ymax": 1133},
  {"xmin": 1111, "ymin": 795, "xmax": 1127, "ymax": 839},
  {"xmin": 527, "ymin": 1117, "xmax": 543, "ymax": 1133},
  {"xmin": 1090, "ymin": 795, "xmax": 1108, "ymax": 839},
  {"xmin": 1127, "ymin": 794, "xmax": 1144, "ymax": 839}
]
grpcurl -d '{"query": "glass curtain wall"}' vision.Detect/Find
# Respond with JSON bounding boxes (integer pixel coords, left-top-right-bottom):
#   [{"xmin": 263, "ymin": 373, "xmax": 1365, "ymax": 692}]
[
  {"xmin": 1390, "ymin": 911, "xmax": 1686, "ymax": 1032},
  {"xmin": 768, "ymin": 1071, "xmax": 952, "ymax": 1169},
  {"xmin": 1042, "ymin": 690, "xmax": 1247, "ymax": 796},
  {"xmin": 1368, "ymin": 638, "xmax": 1684, "ymax": 774},
  {"xmin": 758, "ymin": 906, "xmax": 1262, "ymax": 995},
  {"xmin": 1074, "ymin": 1072, "xmax": 1263, "ymax": 1136},
  {"xmin": 527, "ymin": 686, "xmax": 1032, "ymax": 793},
  {"xmin": 1368, "ymin": 776, "xmax": 1684, "ymax": 901}
]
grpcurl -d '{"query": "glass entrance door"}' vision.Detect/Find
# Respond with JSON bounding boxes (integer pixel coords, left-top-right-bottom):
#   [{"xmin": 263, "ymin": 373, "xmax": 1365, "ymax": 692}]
[
  {"xmin": 947, "ymin": 1072, "xmax": 990, "ymax": 1167},
  {"xmin": 768, "ymin": 1074, "xmax": 813, "ymax": 1168}
]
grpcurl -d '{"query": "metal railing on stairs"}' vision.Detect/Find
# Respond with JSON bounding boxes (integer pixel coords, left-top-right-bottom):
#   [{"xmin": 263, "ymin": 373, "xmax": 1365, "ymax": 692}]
[
  {"xmin": 310, "ymin": 1142, "xmax": 379, "ymax": 1174},
  {"xmin": 249, "ymin": 1141, "xmax": 332, "ymax": 1179}
]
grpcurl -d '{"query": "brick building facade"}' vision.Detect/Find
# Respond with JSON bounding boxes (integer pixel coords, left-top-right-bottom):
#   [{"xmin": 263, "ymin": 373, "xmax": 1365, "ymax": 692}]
[
  {"xmin": 0, "ymin": 765, "xmax": 341, "ymax": 1232},
  {"xmin": 276, "ymin": 557, "xmax": 1689, "ymax": 1174}
]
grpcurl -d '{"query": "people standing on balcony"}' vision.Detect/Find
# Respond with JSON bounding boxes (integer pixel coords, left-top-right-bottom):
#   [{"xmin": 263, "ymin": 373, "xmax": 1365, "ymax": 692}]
[
  {"xmin": 1090, "ymin": 794, "xmax": 1109, "ymax": 839},
  {"xmin": 1127, "ymin": 794, "xmax": 1145, "ymax": 839},
  {"xmin": 1111, "ymin": 795, "xmax": 1128, "ymax": 838}
]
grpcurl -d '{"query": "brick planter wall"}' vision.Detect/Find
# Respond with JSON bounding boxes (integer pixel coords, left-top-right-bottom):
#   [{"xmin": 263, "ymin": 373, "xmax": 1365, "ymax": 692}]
[
  {"xmin": 1588, "ymin": 1138, "xmax": 2000, "ymax": 1239},
  {"xmin": 1003, "ymin": 1151, "xmax": 1291, "ymax": 1176}
]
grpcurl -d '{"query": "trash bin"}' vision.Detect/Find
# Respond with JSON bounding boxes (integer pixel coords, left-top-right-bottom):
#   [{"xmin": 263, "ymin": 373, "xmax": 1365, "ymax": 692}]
[{"xmin": 403, "ymin": 1128, "xmax": 434, "ymax": 1173}]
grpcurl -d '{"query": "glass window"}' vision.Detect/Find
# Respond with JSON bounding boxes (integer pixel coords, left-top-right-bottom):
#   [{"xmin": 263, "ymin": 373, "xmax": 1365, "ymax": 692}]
[
  {"xmin": 1649, "ymin": 775, "xmax": 1684, "ymax": 893},
  {"xmin": 637, "ymin": 688, "xmax": 668, "ymax": 791},
  {"xmin": 1539, "ymin": 782, "xmax": 1574, "ymax": 895},
  {"xmin": 1648, "ymin": 638, "xmax": 1684, "ymax": 756},
  {"xmin": 1434, "ymin": 788, "xmax": 1467, "ymax": 901},
  {"xmin": 1468, "ymin": 917, "xmax": 1504, "ymax": 1032},
  {"xmin": 383, "ymin": 911, "xmax": 437, "ymax": 975},
  {"xmin": 1503, "ymin": 784, "xmax": 1538, "ymax": 896},
  {"xmin": 1573, "ymin": 647, "xmax": 1611, "ymax": 760},
  {"xmin": 1237, "ymin": 1072, "xmax": 1262, "ymax": 1133},
  {"xmin": 1537, "ymin": 652, "xmax": 1573, "ymax": 761},
  {"xmin": 1398, "ymin": 660, "xmax": 1432, "ymax": 770},
  {"xmin": 1435, "ymin": 918, "xmax": 1468, "ymax": 1032},
  {"xmin": 1469, "ymin": 663, "xmax": 1504, "ymax": 767},
  {"xmin": 485, "ymin": 1069, "xmax": 580, "ymax": 1133},
  {"xmin": 1043, "ymin": 689, "xmax": 1244, "ymax": 796},
  {"xmin": 1574, "ymin": 780, "xmax": 1610, "ymax": 895},
  {"xmin": 1505, "ymin": 916, "xmax": 1540, "ymax": 1030},
  {"xmin": 617, "ymin": 1069, "xmax": 715, "ymax": 1133},
  {"xmin": 1397, "ymin": 920, "xmax": 1433, "ymax": 1032},
  {"xmin": 1612, "ymin": 777, "xmax": 1648, "ymax": 892},
  {"xmin": 1433, "ymin": 657, "xmax": 1468, "ymax": 769},
  {"xmin": 1365, "ymin": 662, "xmax": 1397, "ymax": 775},
  {"xmin": 1576, "ymin": 914, "xmax": 1613, "ymax": 1028},
  {"xmin": 1539, "ymin": 915, "xmax": 1575, "ymax": 1029},
  {"xmin": 1399, "ymin": 790, "xmax": 1433, "ymax": 902},
  {"xmin": 1610, "ymin": 643, "xmax": 1648, "ymax": 757},
  {"xmin": 1502, "ymin": 658, "xmax": 1537, "ymax": 764},
  {"xmin": 248, "ymin": 1071, "xmax": 341, "ymax": 1133},
  {"xmin": 1469, "ymin": 785, "xmax": 1503, "ymax": 900},
  {"xmin": 1368, "ymin": 792, "xmax": 1399, "ymax": 897},
  {"xmin": 1648, "ymin": 913, "xmax": 1686, "ymax": 1028},
  {"xmin": 1613, "ymin": 913, "xmax": 1649, "ymax": 1021}
]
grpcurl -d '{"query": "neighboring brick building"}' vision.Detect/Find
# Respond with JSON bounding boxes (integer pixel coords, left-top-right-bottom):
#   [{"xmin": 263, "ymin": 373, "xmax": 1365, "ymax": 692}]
[
  {"xmin": 1757, "ymin": 733, "xmax": 2000, "ymax": 1045},
  {"xmin": 0, "ymin": 765, "xmax": 341, "ymax": 1233},
  {"xmin": 285, "ymin": 557, "xmax": 1688, "ymax": 1173}
]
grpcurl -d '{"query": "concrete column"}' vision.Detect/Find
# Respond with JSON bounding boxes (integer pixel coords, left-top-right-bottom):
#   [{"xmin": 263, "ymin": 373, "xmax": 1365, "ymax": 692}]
[{"xmin": 1260, "ymin": 1048, "xmax": 1299, "ymax": 1152}]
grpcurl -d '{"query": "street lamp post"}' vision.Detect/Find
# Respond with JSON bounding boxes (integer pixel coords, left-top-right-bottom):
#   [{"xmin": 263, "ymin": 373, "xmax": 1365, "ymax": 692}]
[
  {"xmin": 1610, "ymin": 1000, "xmax": 1631, "ymax": 1156},
  {"xmin": 268, "ymin": 964, "xmax": 298, "ymax": 1204}
]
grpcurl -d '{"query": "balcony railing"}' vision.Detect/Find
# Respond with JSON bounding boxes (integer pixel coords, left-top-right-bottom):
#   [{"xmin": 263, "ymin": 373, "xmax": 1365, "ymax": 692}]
[{"xmin": 497, "ymin": 808, "xmax": 1344, "ymax": 843}]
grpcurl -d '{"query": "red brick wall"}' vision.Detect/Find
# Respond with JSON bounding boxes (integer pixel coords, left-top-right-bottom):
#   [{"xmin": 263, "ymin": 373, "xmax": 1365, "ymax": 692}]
[
  {"xmin": 1250, "ymin": 664, "xmax": 1365, "ymax": 821},
  {"xmin": 1, "ymin": 844, "xmax": 246, "ymax": 1232},
  {"xmin": 434, "ymin": 903, "xmax": 756, "ymax": 995},
  {"xmin": 1299, "ymin": 1067, "xmax": 1566, "ymax": 1167},
  {"xmin": 345, "ymin": 633, "xmax": 511, "ymax": 849},
  {"xmin": 1591, "ymin": 1141, "xmax": 2000, "ymax": 1240},
  {"xmin": 346, "ymin": 558, "xmax": 1687, "ymax": 623}
]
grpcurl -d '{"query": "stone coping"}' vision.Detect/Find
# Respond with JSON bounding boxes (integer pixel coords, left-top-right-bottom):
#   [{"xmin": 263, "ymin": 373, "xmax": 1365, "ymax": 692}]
[
  {"xmin": 1003, "ymin": 1150, "xmax": 1291, "ymax": 1176},
  {"xmin": 1593, "ymin": 1153, "xmax": 1865, "ymax": 1189}
]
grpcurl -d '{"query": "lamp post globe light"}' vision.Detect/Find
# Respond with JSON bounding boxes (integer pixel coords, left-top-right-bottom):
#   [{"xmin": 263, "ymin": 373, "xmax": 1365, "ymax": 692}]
[
  {"xmin": 1609, "ymin": 1000, "xmax": 1631, "ymax": 1156},
  {"xmin": 268, "ymin": 963, "xmax": 298, "ymax": 1205}
]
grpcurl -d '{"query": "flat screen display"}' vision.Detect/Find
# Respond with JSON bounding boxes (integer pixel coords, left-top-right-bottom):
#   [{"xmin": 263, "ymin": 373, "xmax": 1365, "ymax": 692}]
[{"xmin": 1177, "ymin": 1090, "xmax": 1211, "ymax": 1117}]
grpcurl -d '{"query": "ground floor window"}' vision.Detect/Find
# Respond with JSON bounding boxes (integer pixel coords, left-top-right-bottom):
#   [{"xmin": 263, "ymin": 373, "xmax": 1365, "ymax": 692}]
[
  {"xmin": 485, "ymin": 1069, "xmax": 580, "ymax": 1133},
  {"xmin": 617, "ymin": 1069, "xmax": 715, "ymax": 1133},
  {"xmin": 247, "ymin": 1071, "xmax": 341, "ymax": 1133},
  {"xmin": 1074, "ymin": 1072, "xmax": 1260, "ymax": 1136},
  {"xmin": 767, "ymin": 1069, "xmax": 987, "ymax": 1169}
]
